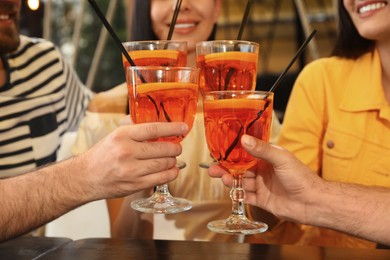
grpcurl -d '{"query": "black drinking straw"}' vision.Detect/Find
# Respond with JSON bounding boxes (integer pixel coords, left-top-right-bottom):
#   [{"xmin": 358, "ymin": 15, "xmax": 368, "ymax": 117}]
[
  {"xmin": 224, "ymin": 0, "xmax": 254, "ymax": 90},
  {"xmin": 237, "ymin": 0, "xmax": 254, "ymax": 41},
  {"xmin": 87, "ymin": 0, "xmax": 134, "ymax": 67},
  {"xmin": 269, "ymin": 29, "xmax": 317, "ymax": 93},
  {"xmin": 87, "ymin": 0, "xmax": 146, "ymax": 82},
  {"xmin": 167, "ymin": 0, "xmax": 183, "ymax": 40}
]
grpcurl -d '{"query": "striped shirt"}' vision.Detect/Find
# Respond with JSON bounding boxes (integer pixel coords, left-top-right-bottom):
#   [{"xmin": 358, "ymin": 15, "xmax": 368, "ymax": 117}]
[{"xmin": 0, "ymin": 35, "xmax": 93, "ymax": 178}]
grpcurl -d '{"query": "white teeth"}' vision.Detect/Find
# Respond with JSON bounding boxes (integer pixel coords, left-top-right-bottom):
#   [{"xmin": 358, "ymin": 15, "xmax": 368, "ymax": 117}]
[
  {"xmin": 0, "ymin": 14, "xmax": 10, "ymax": 20},
  {"xmin": 174, "ymin": 23, "xmax": 195, "ymax": 29},
  {"xmin": 359, "ymin": 2, "xmax": 386, "ymax": 14}
]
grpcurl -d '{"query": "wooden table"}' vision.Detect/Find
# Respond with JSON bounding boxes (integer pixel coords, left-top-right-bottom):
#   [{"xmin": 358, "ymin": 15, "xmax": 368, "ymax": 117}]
[{"xmin": 30, "ymin": 238, "xmax": 390, "ymax": 260}]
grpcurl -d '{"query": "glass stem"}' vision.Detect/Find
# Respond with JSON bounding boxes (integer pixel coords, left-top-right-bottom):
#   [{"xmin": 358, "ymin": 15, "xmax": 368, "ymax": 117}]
[
  {"xmin": 230, "ymin": 174, "xmax": 246, "ymax": 217},
  {"xmin": 154, "ymin": 184, "xmax": 171, "ymax": 197}
]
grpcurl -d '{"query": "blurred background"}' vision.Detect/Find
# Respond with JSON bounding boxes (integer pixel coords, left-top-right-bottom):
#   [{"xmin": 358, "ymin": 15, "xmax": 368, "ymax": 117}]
[{"xmin": 20, "ymin": 0, "xmax": 337, "ymax": 119}]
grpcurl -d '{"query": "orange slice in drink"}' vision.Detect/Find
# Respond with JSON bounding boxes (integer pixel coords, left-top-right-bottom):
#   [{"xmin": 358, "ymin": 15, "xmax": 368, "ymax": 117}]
[
  {"xmin": 204, "ymin": 98, "xmax": 267, "ymax": 110},
  {"xmin": 138, "ymin": 82, "xmax": 198, "ymax": 94},
  {"xmin": 204, "ymin": 51, "xmax": 257, "ymax": 64},
  {"xmin": 123, "ymin": 50, "xmax": 179, "ymax": 62}
]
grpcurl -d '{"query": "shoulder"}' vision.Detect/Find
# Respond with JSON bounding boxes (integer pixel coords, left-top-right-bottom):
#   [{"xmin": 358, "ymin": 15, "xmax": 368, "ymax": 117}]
[
  {"xmin": 88, "ymin": 82, "xmax": 128, "ymax": 113},
  {"xmin": 299, "ymin": 56, "xmax": 350, "ymax": 76},
  {"xmin": 293, "ymin": 56, "xmax": 358, "ymax": 94},
  {"xmin": 18, "ymin": 35, "xmax": 57, "ymax": 52},
  {"xmin": 298, "ymin": 55, "xmax": 364, "ymax": 81},
  {"xmin": 8, "ymin": 35, "xmax": 63, "ymax": 64}
]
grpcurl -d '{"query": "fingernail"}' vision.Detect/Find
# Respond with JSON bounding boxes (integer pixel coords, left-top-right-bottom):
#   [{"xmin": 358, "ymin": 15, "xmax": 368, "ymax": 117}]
[
  {"xmin": 181, "ymin": 123, "xmax": 189, "ymax": 132},
  {"xmin": 270, "ymin": 144, "xmax": 285, "ymax": 151},
  {"xmin": 242, "ymin": 135, "xmax": 255, "ymax": 148}
]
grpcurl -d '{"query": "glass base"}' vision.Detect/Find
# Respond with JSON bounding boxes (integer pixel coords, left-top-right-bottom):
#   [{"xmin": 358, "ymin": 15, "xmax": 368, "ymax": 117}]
[
  {"xmin": 131, "ymin": 193, "xmax": 192, "ymax": 214},
  {"xmin": 207, "ymin": 215, "xmax": 268, "ymax": 235}
]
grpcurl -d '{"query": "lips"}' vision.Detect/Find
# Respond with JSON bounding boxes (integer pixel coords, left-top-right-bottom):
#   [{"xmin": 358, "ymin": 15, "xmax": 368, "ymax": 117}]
[
  {"xmin": 0, "ymin": 13, "xmax": 16, "ymax": 27},
  {"xmin": 357, "ymin": 1, "xmax": 387, "ymax": 14},
  {"xmin": 0, "ymin": 1, "xmax": 18, "ymax": 23}
]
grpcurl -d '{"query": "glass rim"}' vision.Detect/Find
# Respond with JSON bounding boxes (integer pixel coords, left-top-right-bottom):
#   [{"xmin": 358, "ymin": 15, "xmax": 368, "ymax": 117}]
[
  {"xmin": 204, "ymin": 90, "xmax": 273, "ymax": 96},
  {"xmin": 196, "ymin": 40, "xmax": 259, "ymax": 47},
  {"xmin": 122, "ymin": 40, "xmax": 188, "ymax": 46},
  {"xmin": 127, "ymin": 66, "xmax": 198, "ymax": 72}
]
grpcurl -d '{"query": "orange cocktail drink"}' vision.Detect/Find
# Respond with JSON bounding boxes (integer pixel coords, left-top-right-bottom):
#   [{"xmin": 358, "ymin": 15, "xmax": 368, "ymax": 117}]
[
  {"xmin": 204, "ymin": 94, "xmax": 273, "ymax": 174},
  {"xmin": 196, "ymin": 40, "xmax": 259, "ymax": 95},
  {"xmin": 130, "ymin": 81, "xmax": 198, "ymax": 143},
  {"xmin": 127, "ymin": 66, "xmax": 199, "ymax": 214},
  {"xmin": 203, "ymin": 90, "xmax": 273, "ymax": 235},
  {"xmin": 122, "ymin": 41, "xmax": 187, "ymax": 70}
]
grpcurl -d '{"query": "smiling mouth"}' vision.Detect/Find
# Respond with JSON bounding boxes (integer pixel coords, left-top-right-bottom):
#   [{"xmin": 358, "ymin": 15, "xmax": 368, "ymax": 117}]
[
  {"xmin": 174, "ymin": 23, "xmax": 197, "ymax": 29},
  {"xmin": 358, "ymin": 2, "xmax": 387, "ymax": 14},
  {"xmin": 0, "ymin": 14, "xmax": 11, "ymax": 20}
]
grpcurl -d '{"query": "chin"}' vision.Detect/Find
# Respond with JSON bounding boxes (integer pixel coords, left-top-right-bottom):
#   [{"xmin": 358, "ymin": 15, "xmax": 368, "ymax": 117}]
[{"xmin": 358, "ymin": 27, "xmax": 386, "ymax": 41}]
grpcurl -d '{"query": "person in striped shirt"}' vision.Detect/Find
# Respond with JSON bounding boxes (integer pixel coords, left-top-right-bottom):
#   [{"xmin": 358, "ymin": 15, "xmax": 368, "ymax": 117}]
[
  {"xmin": 0, "ymin": 0, "xmax": 93, "ymax": 178},
  {"xmin": 0, "ymin": 0, "xmax": 192, "ymax": 243}
]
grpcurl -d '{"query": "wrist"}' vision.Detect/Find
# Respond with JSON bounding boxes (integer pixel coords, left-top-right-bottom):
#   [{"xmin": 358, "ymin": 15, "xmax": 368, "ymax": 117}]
[
  {"xmin": 277, "ymin": 171, "xmax": 327, "ymax": 226},
  {"xmin": 304, "ymin": 180, "xmax": 363, "ymax": 232},
  {"xmin": 54, "ymin": 156, "xmax": 98, "ymax": 206},
  {"xmin": 303, "ymin": 179, "xmax": 334, "ymax": 227}
]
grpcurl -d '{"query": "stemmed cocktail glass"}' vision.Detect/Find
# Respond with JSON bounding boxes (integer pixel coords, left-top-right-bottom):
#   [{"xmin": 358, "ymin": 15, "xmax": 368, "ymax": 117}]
[
  {"xmin": 203, "ymin": 90, "xmax": 272, "ymax": 234},
  {"xmin": 196, "ymin": 40, "xmax": 259, "ymax": 168},
  {"xmin": 127, "ymin": 66, "xmax": 199, "ymax": 214}
]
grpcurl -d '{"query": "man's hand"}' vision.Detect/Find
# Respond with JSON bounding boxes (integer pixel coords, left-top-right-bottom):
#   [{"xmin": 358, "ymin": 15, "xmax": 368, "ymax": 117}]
[
  {"xmin": 209, "ymin": 134, "xmax": 321, "ymax": 223},
  {"xmin": 78, "ymin": 122, "xmax": 188, "ymax": 200}
]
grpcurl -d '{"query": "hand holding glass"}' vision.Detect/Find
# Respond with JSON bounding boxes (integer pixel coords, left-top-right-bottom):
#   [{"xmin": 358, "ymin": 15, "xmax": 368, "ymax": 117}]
[
  {"xmin": 203, "ymin": 90, "xmax": 273, "ymax": 234},
  {"xmin": 122, "ymin": 40, "xmax": 188, "ymax": 169},
  {"xmin": 127, "ymin": 66, "xmax": 199, "ymax": 214}
]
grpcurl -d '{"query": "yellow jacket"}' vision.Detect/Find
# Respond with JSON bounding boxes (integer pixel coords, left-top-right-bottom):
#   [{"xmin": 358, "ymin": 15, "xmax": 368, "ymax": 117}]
[{"xmin": 278, "ymin": 49, "xmax": 390, "ymax": 248}]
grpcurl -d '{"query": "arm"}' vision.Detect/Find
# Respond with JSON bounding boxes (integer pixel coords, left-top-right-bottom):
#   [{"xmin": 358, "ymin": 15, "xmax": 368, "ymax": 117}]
[
  {"xmin": 309, "ymin": 178, "xmax": 390, "ymax": 245},
  {"xmin": 0, "ymin": 122, "xmax": 188, "ymax": 241},
  {"xmin": 209, "ymin": 135, "xmax": 390, "ymax": 246}
]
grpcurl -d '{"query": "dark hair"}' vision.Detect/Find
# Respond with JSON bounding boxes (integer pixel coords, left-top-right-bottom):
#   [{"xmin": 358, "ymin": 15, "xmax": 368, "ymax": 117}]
[
  {"xmin": 331, "ymin": 0, "xmax": 375, "ymax": 59},
  {"xmin": 130, "ymin": 0, "xmax": 217, "ymax": 41}
]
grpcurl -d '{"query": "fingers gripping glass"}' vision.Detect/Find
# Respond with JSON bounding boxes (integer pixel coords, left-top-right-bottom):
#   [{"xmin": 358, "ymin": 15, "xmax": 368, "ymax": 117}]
[
  {"xmin": 127, "ymin": 66, "xmax": 199, "ymax": 214},
  {"xmin": 203, "ymin": 90, "xmax": 272, "ymax": 234}
]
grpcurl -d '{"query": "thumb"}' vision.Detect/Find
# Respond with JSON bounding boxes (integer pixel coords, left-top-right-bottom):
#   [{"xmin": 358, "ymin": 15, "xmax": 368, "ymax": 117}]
[{"xmin": 241, "ymin": 135, "xmax": 292, "ymax": 168}]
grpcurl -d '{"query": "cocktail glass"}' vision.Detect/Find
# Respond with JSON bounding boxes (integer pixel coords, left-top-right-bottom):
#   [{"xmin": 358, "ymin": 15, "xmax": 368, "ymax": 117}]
[
  {"xmin": 196, "ymin": 40, "xmax": 259, "ymax": 168},
  {"xmin": 123, "ymin": 40, "xmax": 188, "ymax": 169},
  {"xmin": 203, "ymin": 90, "xmax": 272, "ymax": 234},
  {"xmin": 196, "ymin": 40, "xmax": 259, "ymax": 95},
  {"xmin": 127, "ymin": 66, "xmax": 199, "ymax": 214}
]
